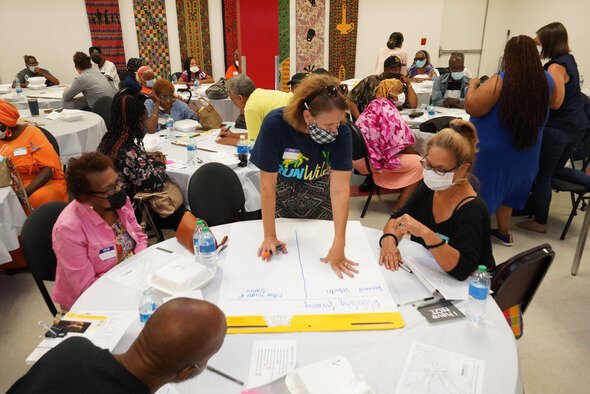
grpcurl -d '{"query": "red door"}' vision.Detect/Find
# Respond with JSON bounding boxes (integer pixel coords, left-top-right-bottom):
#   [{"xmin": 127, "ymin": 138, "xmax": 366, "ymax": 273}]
[{"xmin": 237, "ymin": 0, "xmax": 279, "ymax": 89}]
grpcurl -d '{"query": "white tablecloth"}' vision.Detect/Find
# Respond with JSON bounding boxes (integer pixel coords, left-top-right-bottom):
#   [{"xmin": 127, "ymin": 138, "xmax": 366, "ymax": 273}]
[
  {"xmin": 143, "ymin": 128, "xmax": 261, "ymax": 212},
  {"xmin": 0, "ymin": 85, "xmax": 73, "ymax": 111},
  {"xmin": 0, "ymin": 187, "xmax": 27, "ymax": 265},
  {"xmin": 175, "ymin": 83, "xmax": 240, "ymax": 123},
  {"xmin": 400, "ymin": 108, "xmax": 471, "ymax": 156},
  {"xmin": 72, "ymin": 221, "xmax": 521, "ymax": 394},
  {"xmin": 18, "ymin": 109, "xmax": 108, "ymax": 165}
]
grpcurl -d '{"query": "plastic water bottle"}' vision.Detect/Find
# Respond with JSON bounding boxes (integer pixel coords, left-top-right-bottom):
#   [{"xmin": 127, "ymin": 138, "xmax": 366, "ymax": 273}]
[
  {"xmin": 187, "ymin": 138, "xmax": 197, "ymax": 166},
  {"xmin": 198, "ymin": 226, "xmax": 217, "ymax": 274},
  {"xmin": 138, "ymin": 289, "xmax": 161, "ymax": 323},
  {"xmin": 14, "ymin": 78, "xmax": 22, "ymax": 96},
  {"xmin": 426, "ymin": 104, "xmax": 435, "ymax": 117},
  {"xmin": 165, "ymin": 116, "xmax": 174, "ymax": 136},
  {"xmin": 465, "ymin": 265, "xmax": 490, "ymax": 325},
  {"xmin": 193, "ymin": 219, "xmax": 205, "ymax": 263},
  {"xmin": 248, "ymin": 137, "xmax": 255, "ymax": 154},
  {"xmin": 237, "ymin": 135, "xmax": 248, "ymax": 167}
]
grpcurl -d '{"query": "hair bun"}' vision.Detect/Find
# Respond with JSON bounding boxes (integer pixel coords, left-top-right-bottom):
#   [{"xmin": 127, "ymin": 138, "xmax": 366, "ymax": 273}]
[{"xmin": 449, "ymin": 119, "xmax": 478, "ymax": 151}]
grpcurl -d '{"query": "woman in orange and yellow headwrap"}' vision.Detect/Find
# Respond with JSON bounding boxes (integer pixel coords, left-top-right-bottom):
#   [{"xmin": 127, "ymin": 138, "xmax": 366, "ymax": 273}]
[{"xmin": 0, "ymin": 99, "xmax": 68, "ymax": 210}]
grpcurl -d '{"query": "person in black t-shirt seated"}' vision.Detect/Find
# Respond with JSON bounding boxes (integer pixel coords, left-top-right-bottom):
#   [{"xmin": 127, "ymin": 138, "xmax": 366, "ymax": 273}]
[
  {"xmin": 379, "ymin": 119, "xmax": 495, "ymax": 281},
  {"xmin": 250, "ymin": 73, "xmax": 357, "ymax": 279},
  {"xmin": 8, "ymin": 298, "xmax": 227, "ymax": 394}
]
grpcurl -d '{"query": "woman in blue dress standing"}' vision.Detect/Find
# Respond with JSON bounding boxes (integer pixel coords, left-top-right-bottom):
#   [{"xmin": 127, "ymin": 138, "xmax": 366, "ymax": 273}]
[{"xmin": 465, "ymin": 35, "xmax": 553, "ymax": 246}]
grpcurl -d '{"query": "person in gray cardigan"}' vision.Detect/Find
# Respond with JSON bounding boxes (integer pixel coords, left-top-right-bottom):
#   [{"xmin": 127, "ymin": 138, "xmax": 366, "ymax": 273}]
[{"xmin": 63, "ymin": 52, "xmax": 116, "ymax": 110}]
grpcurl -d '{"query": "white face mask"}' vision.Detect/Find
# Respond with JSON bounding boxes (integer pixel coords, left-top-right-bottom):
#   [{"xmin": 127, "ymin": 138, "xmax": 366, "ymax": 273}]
[
  {"xmin": 423, "ymin": 168, "xmax": 455, "ymax": 191},
  {"xmin": 394, "ymin": 92, "xmax": 406, "ymax": 107},
  {"xmin": 537, "ymin": 45, "xmax": 543, "ymax": 58},
  {"xmin": 145, "ymin": 79, "xmax": 155, "ymax": 88},
  {"xmin": 190, "ymin": 66, "xmax": 200, "ymax": 73},
  {"xmin": 28, "ymin": 66, "xmax": 37, "ymax": 72}
]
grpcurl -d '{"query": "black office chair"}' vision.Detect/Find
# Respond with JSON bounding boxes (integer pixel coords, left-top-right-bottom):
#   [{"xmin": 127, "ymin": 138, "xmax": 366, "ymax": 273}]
[
  {"xmin": 490, "ymin": 244, "xmax": 554, "ymax": 315},
  {"xmin": 177, "ymin": 88, "xmax": 193, "ymax": 104},
  {"xmin": 170, "ymin": 72, "xmax": 182, "ymax": 82},
  {"xmin": 188, "ymin": 163, "xmax": 245, "ymax": 226},
  {"xmin": 348, "ymin": 120, "xmax": 380, "ymax": 218},
  {"xmin": 20, "ymin": 201, "xmax": 68, "ymax": 317},
  {"xmin": 551, "ymin": 165, "xmax": 590, "ymax": 240},
  {"xmin": 117, "ymin": 69, "xmax": 129, "ymax": 85},
  {"xmin": 38, "ymin": 127, "xmax": 60, "ymax": 156},
  {"xmin": 91, "ymin": 95, "xmax": 114, "ymax": 128}
]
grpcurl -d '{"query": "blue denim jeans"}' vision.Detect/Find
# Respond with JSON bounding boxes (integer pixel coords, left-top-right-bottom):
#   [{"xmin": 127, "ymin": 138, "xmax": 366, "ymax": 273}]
[{"xmin": 532, "ymin": 126, "xmax": 586, "ymax": 224}]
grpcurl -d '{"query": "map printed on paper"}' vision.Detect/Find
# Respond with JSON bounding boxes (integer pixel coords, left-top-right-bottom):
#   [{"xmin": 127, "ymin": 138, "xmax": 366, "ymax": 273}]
[{"xmin": 395, "ymin": 341, "xmax": 485, "ymax": 394}]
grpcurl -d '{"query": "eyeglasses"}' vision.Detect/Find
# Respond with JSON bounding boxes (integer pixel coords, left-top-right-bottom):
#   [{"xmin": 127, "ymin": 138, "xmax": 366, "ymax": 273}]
[
  {"xmin": 420, "ymin": 155, "xmax": 459, "ymax": 176},
  {"xmin": 306, "ymin": 84, "xmax": 349, "ymax": 104},
  {"xmin": 90, "ymin": 178, "xmax": 124, "ymax": 197},
  {"xmin": 160, "ymin": 95, "xmax": 175, "ymax": 101}
]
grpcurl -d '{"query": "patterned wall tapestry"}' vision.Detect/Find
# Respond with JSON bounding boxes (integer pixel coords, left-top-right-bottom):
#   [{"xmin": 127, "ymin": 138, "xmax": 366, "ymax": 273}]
[
  {"xmin": 328, "ymin": 0, "xmax": 359, "ymax": 80},
  {"xmin": 296, "ymin": 0, "xmax": 325, "ymax": 72},
  {"xmin": 85, "ymin": 0, "xmax": 125, "ymax": 69},
  {"xmin": 176, "ymin": 0, "xmax": 212, "ymax": 75},
  {"xmin": 222, "ymin": 0, "xmax": 238, "ymax": 71},
  {"xmin": 133, "ymin": 0, "xmax": 171, "ymax": 78},
  {"xmin": 278, "ymin": 0, "xmax": 290, "ymax": 92}
]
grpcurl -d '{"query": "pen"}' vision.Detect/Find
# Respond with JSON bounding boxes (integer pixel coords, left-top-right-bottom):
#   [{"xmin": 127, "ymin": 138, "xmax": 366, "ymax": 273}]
[
  {"xmin": 399, "ymin": 263, "xmax": 412, "ymax": 274},
  {"xmin": 197, "ymin": 147, "xmax": 217, "ymax": 153},
  {"xmin": 156, "ymin": 247, "xmax": 173, "ymax": 254},
  {"xmin": 216, "ymin": 236, "xmax": 228, "ymax": 252},
  {"xmin": 397, "ymin": 296, "xmax": 435, "ymax": 307},
  {"xmin": 261, "ymin": 243, "xmax": 286, "ymax": 260},
  {"xmin": 415, "ymin": 298, "xmax": 443, "ymax": 309},
  {"xmin": 206, "ymin": 365, "xmax": 244, "ymax": 385}
]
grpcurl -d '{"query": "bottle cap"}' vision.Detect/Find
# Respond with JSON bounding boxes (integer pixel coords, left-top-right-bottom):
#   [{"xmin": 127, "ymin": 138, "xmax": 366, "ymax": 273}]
[
  {"xmin": 202, "ymin": 226, "xmax": 209, "ymax": 231},
  {"xmin": 477, "ymin": 265, "xmax": 487, "ymax": 272},
  {"xmin": 250, "ymin": 138, "xmax": 254, "ymax": 141},
  {"xmin": 197, "ymin": 220, "xmax": 204, "ymax": 225}
]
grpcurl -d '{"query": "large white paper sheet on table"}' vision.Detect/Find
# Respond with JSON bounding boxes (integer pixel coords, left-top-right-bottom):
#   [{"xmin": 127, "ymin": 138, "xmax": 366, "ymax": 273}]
[
  {"xmin": 217, "ymin": 220, "xmax": 398, "ymax": 317},
  {"xmin": 103, "ymin": 248, "xmax": 182, "ymax": 291},
  {"xmin": 247, "ymin": 340, "xmax": 297, "ymax": 389},
  {"xmin": 395, "ymin": 341, "xmax": 485, "ymax": 394},
  {"xmin": 398, "ymin": 239, "xmax": 469, "ymax": 300}
]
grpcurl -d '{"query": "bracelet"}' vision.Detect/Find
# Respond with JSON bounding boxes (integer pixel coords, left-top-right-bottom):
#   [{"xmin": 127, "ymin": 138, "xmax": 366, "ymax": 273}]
[
  {"xmin": 379, "ymin": 233, "xmax": 399, "ymax": 248},
  {"xmin": 425, "ymin": 239, "xmax": 446, "ymax": 249},
  {"xmin": 150, "ymin": 113, "xmax": 158, "ymax": 118}
]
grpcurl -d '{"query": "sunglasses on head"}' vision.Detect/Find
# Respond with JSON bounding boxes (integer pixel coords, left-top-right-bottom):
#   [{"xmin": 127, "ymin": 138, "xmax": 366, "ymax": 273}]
[{"xmin": 306, "ymin": 84, "xmax": 348, "ymax": 105}]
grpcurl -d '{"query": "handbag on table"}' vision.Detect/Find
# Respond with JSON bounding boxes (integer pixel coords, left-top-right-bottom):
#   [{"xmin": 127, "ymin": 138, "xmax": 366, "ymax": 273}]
[
  {"xmin": 190, "ymin": 97, "xmax": 223, "ymax": 130},
  {"xmin": 206, "ymin": 78, "xmax": 229, "ymax": 99}
]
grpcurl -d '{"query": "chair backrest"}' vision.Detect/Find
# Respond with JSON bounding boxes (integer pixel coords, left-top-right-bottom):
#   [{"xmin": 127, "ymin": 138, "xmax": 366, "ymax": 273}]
[
  {"xmin": 21, "ymin": 202, "xmax": 67, "ymax": 282},
  {"xmin": 177, "ymin": 87, "xmax": 193, "ymax": 104},
  {"xmin": 188, "ymin": 163, "xmax": 245, "ymax": 227},
  {"xmin": 347, "ymin": 119, "xmax": 372, "ymax": 176},
  {"xmin": 91, "ymin": 95, "xmax": 114, "ymax": 128},
  {"xmin": 38, "ymin": 127, "xmax": 60, "ymax": 156},
  {"xmin": 171, "ymin": 72, "xmax": 182, "ymax": 81},
  {"xmin": 117, "ymin": 69, "xmax": 129, "ymax": 84},
  {"xmin": 490, "ymin": 243, "xmax": 554, "ymax": 313}
]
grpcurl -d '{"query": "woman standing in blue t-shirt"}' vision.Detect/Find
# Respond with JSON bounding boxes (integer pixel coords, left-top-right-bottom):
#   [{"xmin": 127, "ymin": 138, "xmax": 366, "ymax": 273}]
[
  {"xmin": 250, "ymin": 74, "xmax": 357, "ymax": 278},
  {"xmin": 518, "ymin": 22, "xmax": 588, "ymax": 234}
]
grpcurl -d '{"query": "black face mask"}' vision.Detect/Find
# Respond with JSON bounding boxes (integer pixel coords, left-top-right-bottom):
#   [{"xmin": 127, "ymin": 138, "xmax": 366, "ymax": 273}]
[
  {"xmin": 106, "ymin": 189, "xmax": 127, "ymax": 211},
  {"xmin": 91, "ymin": 55, "xmax": 101, "ymax": 64}
]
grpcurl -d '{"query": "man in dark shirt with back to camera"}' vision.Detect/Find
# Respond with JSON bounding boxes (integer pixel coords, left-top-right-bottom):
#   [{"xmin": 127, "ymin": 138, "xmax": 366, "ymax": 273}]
[{"xmin": 8, "ymin": 298, "xmax": 227, "ymax": 394}]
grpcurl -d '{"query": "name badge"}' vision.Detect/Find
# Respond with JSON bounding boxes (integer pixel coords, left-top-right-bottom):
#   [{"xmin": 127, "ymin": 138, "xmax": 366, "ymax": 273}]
[
  {"xmin": 282, "ymin": 148, "xmax": 300, "ymax": 161},
  {"xmin": 99, "ymin": 246, "xmax": 116, "ymax": 261},
  {"xmin": 13, "ymin": 147, "xmax": 27, "ymax": 157},
  {"xmin": 436, "ymin": 233, "xmax": 450, "ymax": 243}
]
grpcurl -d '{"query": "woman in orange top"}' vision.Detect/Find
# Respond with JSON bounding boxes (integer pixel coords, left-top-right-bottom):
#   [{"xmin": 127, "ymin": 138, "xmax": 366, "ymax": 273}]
[
  {"xmin": 0, "ymin": 100, "xmax": 68, "ymax": 210},
  {"xmin": 136, "ymin": 66, "xmax": 156, "ymax": 95}
]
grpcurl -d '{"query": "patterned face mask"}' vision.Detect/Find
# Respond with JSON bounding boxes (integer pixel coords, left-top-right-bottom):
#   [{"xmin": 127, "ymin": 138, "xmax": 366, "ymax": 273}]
[{"xmin": 308, "ymin": 123, "xmax": 337, "ymax": 144}]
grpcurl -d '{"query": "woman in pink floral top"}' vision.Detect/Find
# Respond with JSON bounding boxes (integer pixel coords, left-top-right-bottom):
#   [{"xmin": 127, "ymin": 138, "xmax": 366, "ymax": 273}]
[{"xmin": 355, "ymin": 79, "xmax": 423, "ymax": 211}]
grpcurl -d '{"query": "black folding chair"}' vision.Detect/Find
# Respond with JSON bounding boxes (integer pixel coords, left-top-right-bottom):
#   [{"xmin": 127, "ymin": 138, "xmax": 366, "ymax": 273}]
[
  {"xmin": 348, "ymin": 120, "xmax": 379, "ymax": 218},
  {"xmin": 38, "ymin": 127, "xmax": 60, "ymax": 156},
  {"xmin": 188, "ymin": 163, "xmax": 245, "ymax": 226},
  {"xmin": 20, "ymin": 202, "xmax": 68, "ymax": 317},
  {"xmin": 91, "ymin": 95, "xmax": 114, "ymax": 128},
  {"xmin": 490, "ymin": 244, "xmax": 554, "ymax": 315}
]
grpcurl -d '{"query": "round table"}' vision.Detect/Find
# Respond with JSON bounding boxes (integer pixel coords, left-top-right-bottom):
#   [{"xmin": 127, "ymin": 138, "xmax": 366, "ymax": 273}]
[
  {"xmin": 0, "ymin": 187, "xmax": 27, "ymax": 265},
  {"xmin": 0, "ymin": 85, "xmax": 70, "ymax": 111},
  {"xmin": 175, "ymin": 84, "xmax": 240, "ymax": 123},
  {"xmin": 143, "ymin": 127, "xmax": 261, "ymax": 212},
  {"xmin": 72, "ymin": 220, "xmax": 522, "ymax": 394},
  {"xmin": 18, "ymin": 109, "xmax": 108, "ymax": 165}
]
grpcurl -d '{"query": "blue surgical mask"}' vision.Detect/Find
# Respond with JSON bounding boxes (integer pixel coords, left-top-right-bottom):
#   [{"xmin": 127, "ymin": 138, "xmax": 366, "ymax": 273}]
[
  {"xmin": 146, "ymin": 79, "xmax": 155, "ymax": 88},
  {"xmin": 451, "ymin": 71, "xmax": 464, "ymax": 81},
  {"xmin": 415, "ymin": 59, "xmax": 426, "ymax": 68}
]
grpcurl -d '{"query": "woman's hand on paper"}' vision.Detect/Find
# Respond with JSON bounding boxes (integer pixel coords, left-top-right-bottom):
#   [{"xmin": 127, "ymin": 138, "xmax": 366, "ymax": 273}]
[
  {"xmin": 258, "ymin": 236, "xmax": 287, "ymax": 262},
  {"xmin": 321, "ymin": 246, "xmax": 359, "ymax": 279},
  {"xmin": 379, "ymin": 237, "xmax": 402, "ymax": 271}
]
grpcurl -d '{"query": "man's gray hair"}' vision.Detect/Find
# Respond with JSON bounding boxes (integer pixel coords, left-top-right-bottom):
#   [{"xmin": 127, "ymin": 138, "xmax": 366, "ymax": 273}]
[{"xmin": 226, "ymin": 74, "xmax": 256, "ymax": 97}]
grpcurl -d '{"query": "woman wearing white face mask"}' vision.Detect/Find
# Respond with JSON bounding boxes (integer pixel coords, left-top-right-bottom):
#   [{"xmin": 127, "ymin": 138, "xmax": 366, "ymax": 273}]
[
  {"xmin": 379, "ymin": 119, "xmax": 495, "ymax": 281},
  {"xmin": 179, "ymin": 57, "xmax": 214, "ymax": 85},
  {"xmin": 355, "ymin": 79, "xmax": 423, "ymax": 211},
  {"xmin": 136, "ymin": 66, "xmax": 156, "ymax": 95},
  {"xmin": 250, "ymin": 74, "xmax": 357, "ymax": 279}
]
